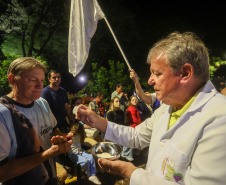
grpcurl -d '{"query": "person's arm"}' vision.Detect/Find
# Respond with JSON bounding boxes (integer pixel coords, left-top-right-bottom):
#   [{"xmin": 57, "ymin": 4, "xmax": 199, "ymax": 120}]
[
  {"xmin": 0, "ymin": 134, "xmax": 72, "ymax": 182},
  {"xmin": 77, "ymin": 104, "xmax": 107, "ymax": 133},
  {"xmin": 130, "ymin": 117, "xmax": 226, "ymax": 185},
  {"xmin": 65, "ymin": 102, "xmax": 74, "ymax": 122},
  {"xmin": 63, "ymin": 89, "xmax": 74, "ymax": 122},
  {"xmin": 130, "ymin": 69, "xmax": 153, "ymax": 104},
  {"xmin": 98, "ymin": 158, "xmax": 179, "ymax": 185},
  {"xmin": 119, "ymin": 91, "xmax": 124, "ymax": 98},
  {"xmin": 98, "ymin": 158, "xmax": 138, "ymax": 178},
  {"xmin": 100, "ymin": 120, "xmax": 179, "ymax": 185}
]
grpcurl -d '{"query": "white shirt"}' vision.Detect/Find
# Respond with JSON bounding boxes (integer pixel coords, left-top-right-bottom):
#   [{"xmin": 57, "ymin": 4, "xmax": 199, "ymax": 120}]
[
  {"xmin": 105, "ymin": 80, "xmax": 226, "ymax": 185},
  {"xmin": 0, "ymin": 97, "xmax": 57, "ymax": 160}
]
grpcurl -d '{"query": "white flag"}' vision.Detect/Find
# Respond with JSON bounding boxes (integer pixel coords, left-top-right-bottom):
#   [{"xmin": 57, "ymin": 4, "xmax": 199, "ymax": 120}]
[{"xmin": 68, "ymin": 0, "xmax": 105, "ymax": 77}]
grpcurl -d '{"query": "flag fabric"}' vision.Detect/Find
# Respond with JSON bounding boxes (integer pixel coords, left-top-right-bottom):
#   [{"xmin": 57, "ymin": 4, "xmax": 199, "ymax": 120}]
[{"xmin": 68, "ymin": 0, "xmax": 105, "ymax": 77}]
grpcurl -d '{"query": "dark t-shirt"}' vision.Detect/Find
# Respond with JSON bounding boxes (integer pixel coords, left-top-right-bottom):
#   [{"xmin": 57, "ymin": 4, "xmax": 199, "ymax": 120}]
[
  {"xmin": 41, "ymin": 86, "xmax": 69, "ymax": 128},
  {"xmin": 107, "ymin": 110, "xmax": 125, "ymax": 125}
]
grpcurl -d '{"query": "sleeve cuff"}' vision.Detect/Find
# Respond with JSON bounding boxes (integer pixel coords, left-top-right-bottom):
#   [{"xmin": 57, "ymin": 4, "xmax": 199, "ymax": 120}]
[
  {"xmin": 104, "ymin": 121, "xmax": 114, "ymax": 140},
  {"xmin": 130, "ymin": 168, "xmax": 146, "ymax": 185}
]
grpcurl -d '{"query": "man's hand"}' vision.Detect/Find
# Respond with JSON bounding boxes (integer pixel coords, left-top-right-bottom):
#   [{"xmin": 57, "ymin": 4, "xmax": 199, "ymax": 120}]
[
  {"xmin": 49, "ymin": 133, "xmax": 72, "ymax": 155},
  {"xmin": 130, "ymin": 69, "xmax": 139, "ymax": 82},
  {"xmin": 51, "ymin": 133, "xmax": 72, "ymax": 145},
  {"xmin": 119, "ymin": 91, "xmax": 124, "ymax": 97},
  {"xmin": 76, "ymin": 104, "xmax": 108, "ymax": 133},
  {"xmin": 98, "ymin": 158, "xmax": 138, "ymax": 178}
]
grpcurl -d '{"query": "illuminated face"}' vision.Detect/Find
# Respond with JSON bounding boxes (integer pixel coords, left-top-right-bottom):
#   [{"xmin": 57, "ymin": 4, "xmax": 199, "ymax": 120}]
[
  {"xmin": 49, "ymin": 72, "xmax": 61, "ymax": 87},
  {"xmin": 15, "ymin": 68, "xmax": 45, "ymax": 104},
  {"xmin": 148, "ymin": 54, "xmax": 181, "ymax": 105},
  {"xmin": 130, "ymin": 96, "xmax": 138, "ymax": 106},
  {"xmin": 113, "ymin": 98, "xmax": 120, "ymax": 108}
]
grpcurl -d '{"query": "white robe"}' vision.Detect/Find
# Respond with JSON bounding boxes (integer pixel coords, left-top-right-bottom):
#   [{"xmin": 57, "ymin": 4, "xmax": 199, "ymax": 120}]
[{"xmin": 105, "ymin": 80, "xmax": 226, "ymax": 185}]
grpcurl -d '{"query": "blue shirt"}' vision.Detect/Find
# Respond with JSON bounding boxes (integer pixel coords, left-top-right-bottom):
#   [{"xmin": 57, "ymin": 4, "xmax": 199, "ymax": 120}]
[{"xmin": 41, "ymin": 86, "xmax": 69, "ymax": 127}]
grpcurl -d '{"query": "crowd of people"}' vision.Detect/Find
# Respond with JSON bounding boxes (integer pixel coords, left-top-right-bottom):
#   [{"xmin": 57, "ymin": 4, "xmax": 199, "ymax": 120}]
[
  {"xmin": 1, "ymin": 31, "xmax": 226, "ymax": 185},
  {"xmin": 0, "ymin": 57, "xmax": 157, "ymax": 185},
  {"xmin": 76, "ymin": 32, "xmax": 226, "ymax": 185}
]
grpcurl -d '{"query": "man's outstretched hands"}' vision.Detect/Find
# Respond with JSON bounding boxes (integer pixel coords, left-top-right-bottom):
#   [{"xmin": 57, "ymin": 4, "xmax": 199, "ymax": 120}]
[
  {"xmin": 75, "ymin": 105, "xmax": 97, "ymax": 127},
  {"xmin": 76, "ymin": 104, "xmax": 108, "ymax": 133},
  {"xmin": 98, "ymin": 158, "xmax": 138, "ymax": 178},
  {"xmin": 50, "ymin": 133, "xmax": 73, "ymax": 155}
]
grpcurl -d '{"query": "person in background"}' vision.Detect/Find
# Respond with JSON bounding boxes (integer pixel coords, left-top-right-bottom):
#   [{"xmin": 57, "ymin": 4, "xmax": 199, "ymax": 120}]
[
  {"xmin": 106, "ymin": 97, "xmax": 125, "ymax": 125},
  {"xmin": 71, "ymin": 97, "xmax": 88, "ymax": 127},
  {"xmin": 221, "ymin": 87, "xmax": 226, "ymax": 95},
  {"xmin": 218, "ymin": 81, "xmax": 226, "ymax": 95},
  {"xmin": 144, "ymin": 91, "xmax": 161, "ymax": 114},
  {"xmin": 126, "ymin": 95, "xmax": 142, "ymax": 128},
  {"xmin": 111, "ymin": 84, "xmax": 128, "ymax": 112},
  {"xmin": 41, "ymin": 70, "xmax": 74, "ymax": 133},
  {"xmin": 71, "ymin": 96, "xmax": 97, "ymax": 147},
  {"xmin": 130, "ymin": 70, "xmax": 161, "ymax": 113},
  {"xmin": 71, "ymin": 96, "xmax": 82, "ymax": 108},
  {"xmin": 136, "ymin": 96, "xmax": 152, "ymax": 121},
  {"xmin": 121, "ymin": 95, "xmax": 142, "ymax": 161},
  {"xmin": 68, "ymin": 121, "xmax": 101, "ymax": 185},
  {"xmin": 0, "ymin": 57, "xmax": 72, "ymax": 185},
  {"xmin": 124, "ymin": 92, "xmax": 129, "ymax": 108},
  {"xmin": 76, "ymin": 32, "xmax": 226, "ymax": 185},
  {"xmin": 88, "ymin": 92, "xmax": 105, "ymax": 118}
]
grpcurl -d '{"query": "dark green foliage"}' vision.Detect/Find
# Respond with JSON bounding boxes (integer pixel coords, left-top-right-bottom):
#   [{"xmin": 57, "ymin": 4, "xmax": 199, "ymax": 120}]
[
  {"xmin": 77, "ymin": 60, "xmax": 133, "ymax": 101},
  {"xmin": 0, "ymin": 54, "xmax": 18, "ymax": 95},
  {"xmin": 0, "ymin": 0, "xmax": 69, "ymax": 72}
]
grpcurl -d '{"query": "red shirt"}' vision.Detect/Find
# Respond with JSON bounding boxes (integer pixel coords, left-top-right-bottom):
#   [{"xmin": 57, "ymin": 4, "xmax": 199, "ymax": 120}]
[
  {"xmin": 126, "ymin": 105, "xmax": 142, "ymax": 128},
  {"xmin": 97, "ymin": 101, "xmax": 105, "ymax": 117}
]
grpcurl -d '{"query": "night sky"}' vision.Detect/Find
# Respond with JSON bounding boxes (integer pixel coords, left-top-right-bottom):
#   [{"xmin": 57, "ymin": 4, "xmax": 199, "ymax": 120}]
[
  {"xmin": 65, "ymin": 0, "xmax": 226, "ymax": 93},
  {"xmin": 1, "ymin": 0, "xmax": 226, "ymax": 93},
  {"xmin": 116, "ymin": 0, "xmax": 226, "ymax": 58}
]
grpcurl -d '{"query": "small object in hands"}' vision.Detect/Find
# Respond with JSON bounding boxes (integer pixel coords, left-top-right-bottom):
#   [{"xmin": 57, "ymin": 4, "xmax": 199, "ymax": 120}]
[
  {"xmin": 72, "ymin": 106, "xmax": 79, "ymax": 115},
  {"xmin": 97, "ymin": 152, "xmax": 112, "ymax": 158},
  {"xmin": 92, "ymin": 142, "xmax": 122, "ymax": 161},
  {"xmin": 88, "ymin": 176, "xmax": 101, "ymax": 185},
  {"xmin": 73, "ymin": 106, "xmax": 85, "ymax": 125}
]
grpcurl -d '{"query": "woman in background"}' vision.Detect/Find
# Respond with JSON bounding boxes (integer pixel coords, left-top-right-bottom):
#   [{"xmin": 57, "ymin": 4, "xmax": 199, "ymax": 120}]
[
  {"xmin": 121, "ymin": 95, "xmax": 142, "ymax": 161},
  {"xmin": 106, "ymin": 97, "xmax": 125, "ymax": 125},
  {"xmin": 68, "ymin": 122, "xmax": 101, "ymax": 185},
  {"xmin": 126, "ymin": 95, "xmax": 142, "ymax": 127}
]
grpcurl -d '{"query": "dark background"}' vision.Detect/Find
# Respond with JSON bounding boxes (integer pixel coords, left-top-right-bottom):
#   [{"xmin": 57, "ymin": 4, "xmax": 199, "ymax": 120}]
[
  {"xmin": 66, "ymin": 0, "xmax": 226, "ymax": 93},
  {"xmin": 1, "ymin": 0, "xmax": 226, "ymax": 93}
]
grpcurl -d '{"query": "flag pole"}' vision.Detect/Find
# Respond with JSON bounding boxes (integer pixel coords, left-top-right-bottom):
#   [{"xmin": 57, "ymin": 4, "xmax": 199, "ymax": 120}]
[{"xmin": 102, "ymin": 16, "xmax": 132, "ymax": 70}]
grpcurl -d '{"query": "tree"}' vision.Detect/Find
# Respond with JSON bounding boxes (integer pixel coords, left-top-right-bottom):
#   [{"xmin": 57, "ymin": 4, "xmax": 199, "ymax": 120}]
[
  {"xmin": 0, "ymin": 0, "xmax": 69, "ymax": 72},
  {"xmin": 209, "ymin": 57, "xmax": 226, "ymax": 91},
  {"xmin": 209, "ymin": 57, "xmax": 226, "ymax": 80},
  {"xmin": 77, "ymin": 60, "xmax": 133, "ymax": 101},
  {"xmin": 0, "ymin": 54, "xmax": 17, "ymax": 95}
]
